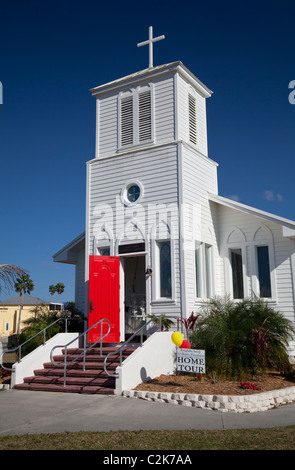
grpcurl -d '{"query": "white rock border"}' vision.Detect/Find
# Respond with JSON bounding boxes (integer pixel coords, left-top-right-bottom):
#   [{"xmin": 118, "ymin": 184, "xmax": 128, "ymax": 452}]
[
  {"xmin": 122, "ymin": 385, "xmax": 295, "ymax": 413},
  {"xmin": 0, "ymin": 384, "xmax": 10, "ymax": 390}
]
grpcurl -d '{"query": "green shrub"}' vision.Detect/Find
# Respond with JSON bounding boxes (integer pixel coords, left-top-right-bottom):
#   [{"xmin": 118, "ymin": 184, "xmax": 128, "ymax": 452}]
[
  {"xmin": 18, "ymin": 305, "xmax": 86, "ymax": 357},
  {"xmin": 18, "ymin": 308, "xmax": 63, "ymax": 356},
  {"xmin": 190, "ymin": 296, "xmax": 295, "ymax": 380}
]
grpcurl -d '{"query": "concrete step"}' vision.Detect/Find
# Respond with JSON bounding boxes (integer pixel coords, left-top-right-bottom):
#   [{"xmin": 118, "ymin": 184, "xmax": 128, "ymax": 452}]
[
  {"xmin": 34, "ymin": 368, "xmax": 112, "ymax": 378},
  {"xmin": 13, "ymin": 342, "xmax": 137, "ymax": 395},
  {"xmin": 22, "ymin": 375, "xmax": 115, "ymax": 387},
  {"xmin": 13, "ymin": 382, "xmax": 115, "ymax": 394},
  {"xmin": 42, "ymin": 361, "xmax": 118, "ymax": 371}
]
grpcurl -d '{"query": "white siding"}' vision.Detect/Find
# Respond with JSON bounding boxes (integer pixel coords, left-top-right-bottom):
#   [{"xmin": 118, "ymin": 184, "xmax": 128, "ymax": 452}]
[
  {"xmin": 153, "ymin": 76, "xmax": 175, "ymax": 143},
  {"xmin": 180, "ymin": 144, "xmax": 219, "ymax": 315},
  {"xmin": 214, "ymin": 204, "xmax": 295, "ymax": 327},
  {"xmin": 96, "ymin": 74, "xmax": 175, "ymax": 158},
  {"xmin": 177, "ymin": 74, "xmax": 208, "ymax": 156},
  {"xmin": 87, "ymin": 143, "xmax": 182, "ymax": 317},
  {"xmin": 97, "ymin": 93, "xmax": 118, "ymax": 157}
]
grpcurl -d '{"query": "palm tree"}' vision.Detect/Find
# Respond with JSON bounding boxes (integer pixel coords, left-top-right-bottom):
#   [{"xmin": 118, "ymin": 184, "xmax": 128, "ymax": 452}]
[
  {"xmin": 49, "ymin": 284, "xmax": 57, "ymax": 301},
  {"xmin": 55, "ymin": 283, "xmax": 65, "ymax": 303},
  {"xmin": 0, "ymin": 264, "xmax": 27, "ymax": 294},
  {"xmin": 14, "ymin": 275, "xmax": 34, "ymax": 335}
]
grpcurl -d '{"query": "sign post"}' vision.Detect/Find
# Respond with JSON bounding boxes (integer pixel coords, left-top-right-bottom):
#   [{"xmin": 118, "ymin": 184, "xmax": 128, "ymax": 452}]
[{"xmin": 176, "ymin": 348, "xmax": 205, "ymax": 374}]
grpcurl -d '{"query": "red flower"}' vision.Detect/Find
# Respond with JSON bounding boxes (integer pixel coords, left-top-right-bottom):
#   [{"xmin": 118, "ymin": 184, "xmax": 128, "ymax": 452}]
[{"xmin": 240, "ymin": 381, "xmax": 261, "ymax": 391}]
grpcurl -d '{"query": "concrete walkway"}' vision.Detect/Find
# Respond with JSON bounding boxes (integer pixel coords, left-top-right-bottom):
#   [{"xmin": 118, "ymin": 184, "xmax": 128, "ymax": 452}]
[{"xmin": 0, "ymin": 389, "xmax": 294, "ymax": 436}]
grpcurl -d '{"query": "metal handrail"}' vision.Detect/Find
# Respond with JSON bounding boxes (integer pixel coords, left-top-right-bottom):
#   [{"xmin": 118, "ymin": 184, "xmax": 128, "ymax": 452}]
[
  {"xmin": 103, "ymin": 314, "xmax": 161, "ymax": 378},
  {"xmin": 50, "ymin": 318, "xmax": 111, "ymax": 387},
  {"xmin": 0, "ymin": 315, "xmax": 78, "ymax": 372}
]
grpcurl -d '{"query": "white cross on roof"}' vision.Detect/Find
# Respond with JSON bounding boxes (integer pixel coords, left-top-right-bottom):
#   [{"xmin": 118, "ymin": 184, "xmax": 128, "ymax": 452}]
[{"xmin": 137, "ymin": 26, "xmax": 165, "ymax": 68}]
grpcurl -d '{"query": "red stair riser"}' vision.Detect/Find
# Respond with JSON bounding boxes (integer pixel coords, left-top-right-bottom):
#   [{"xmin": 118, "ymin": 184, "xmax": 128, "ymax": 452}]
[{"xmin": 13, "ymin": 344, "xmax": 136, "ymax": 395}]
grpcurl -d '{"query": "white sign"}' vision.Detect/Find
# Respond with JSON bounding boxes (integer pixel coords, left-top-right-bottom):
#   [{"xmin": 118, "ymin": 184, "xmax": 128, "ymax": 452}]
[{"xmin": 177, "ymin": 348, "xmax": 205, "ymax": 374}]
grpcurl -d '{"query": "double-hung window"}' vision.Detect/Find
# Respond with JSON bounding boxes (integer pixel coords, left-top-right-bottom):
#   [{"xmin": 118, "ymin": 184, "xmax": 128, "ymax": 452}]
[
  {"xmin": 230, "ymin": 248, "xmax": 244, "ymax": 299},
  {"xmin": 226, "ymin": 225, "xmax": 275, "ymax": 301},
  {"xmin": 120, "ymin": 86, "xmax": 153, "ymax": 148},
  {"xmin": 256, "ymin": 245, "xmax": 272, "ymax": 298},
  {"xmin": 195, "ymin": 243, "xmax": 202, "ymax": 298},
  {"xmin": 195, "ymin": 242, "xmax": 213, "ymax": 299},
  {"xmin": 157, "ymin": 240, "xmax": 172, "ymax": 299}
]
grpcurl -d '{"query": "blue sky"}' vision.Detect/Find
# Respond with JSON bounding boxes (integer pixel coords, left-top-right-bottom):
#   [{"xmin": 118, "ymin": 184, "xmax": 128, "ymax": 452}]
[{"xmin": 0, "ymin": 0, "xmax": 294, "ymax": 304}]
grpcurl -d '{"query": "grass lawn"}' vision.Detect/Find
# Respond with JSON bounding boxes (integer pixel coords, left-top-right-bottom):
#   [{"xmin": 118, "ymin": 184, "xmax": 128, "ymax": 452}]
[{"xmin": 0, "ymin": 427, "xmax": 294, "ymax": 450}]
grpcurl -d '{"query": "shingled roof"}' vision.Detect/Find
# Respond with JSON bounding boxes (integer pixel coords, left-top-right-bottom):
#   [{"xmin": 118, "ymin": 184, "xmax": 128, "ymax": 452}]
[{"xmin": 0, "ymin": 294, "xmax": 49, "ymax": 305}]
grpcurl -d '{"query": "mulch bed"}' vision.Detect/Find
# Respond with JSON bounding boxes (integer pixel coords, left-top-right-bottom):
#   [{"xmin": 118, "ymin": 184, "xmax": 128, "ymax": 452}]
[
  {"xmin": 0, "ymin": 372, "xmax": 11, "ymax": 385},
  {"xmin": 2, "ymin": 368, "xmax": 295, "ymax": 396},
  {"xmin": 134, "ymin": 370, "xmax": 295, "ymax": 396}
]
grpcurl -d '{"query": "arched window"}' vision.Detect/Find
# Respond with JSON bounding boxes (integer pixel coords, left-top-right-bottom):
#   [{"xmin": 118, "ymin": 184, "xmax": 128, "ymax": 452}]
[
  {"xmin": 252, "ymin": 225, "xmax": 275, "ymax": 299},
  {"xmin": 93, "ymin": 223, "xmax": 114, "ymax": 256},
  {"xmin": 195, "ymin": 242, "xmax": 213, "ymax": 299},
  {"xmin": 224, "ymin": 223, "xmax": 276, "ymax": 301},
  {"xmin": 158, "ymin": 241, "xmax": 172, "ymax": 298},
  {"xmin": 224, "ymin": 227, "xmax": 248, "ymax": 299},
  {"xmin": 151, "ymin": 220, "xmax": 175, "ymax": 302}
]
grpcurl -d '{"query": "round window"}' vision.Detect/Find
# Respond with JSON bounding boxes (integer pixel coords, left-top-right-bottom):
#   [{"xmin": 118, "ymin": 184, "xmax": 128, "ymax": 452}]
[
  {"xmin": 127, "ymin": 184, "xmax": 140, "ymax": 203},
  {"xmin": 121, "ymin": 180, "xmax": 143, "ymax": 206}
]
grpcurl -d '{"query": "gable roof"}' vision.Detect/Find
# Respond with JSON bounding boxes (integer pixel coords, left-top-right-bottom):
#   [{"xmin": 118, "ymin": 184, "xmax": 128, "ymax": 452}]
[
  {"xmin": 208, "ymin": 193, "xmax": 295, "ymax": 236},
  {"xmin": 89, "ymin": 61, "xmax": 213, "ymax": 98},
  {"xmin": 0, "ymin": 294, "xmax": 49, "ymax": 306},
  {"xmin": 52, "ymin": 232, "xmax": 85, "ymax": 264}
]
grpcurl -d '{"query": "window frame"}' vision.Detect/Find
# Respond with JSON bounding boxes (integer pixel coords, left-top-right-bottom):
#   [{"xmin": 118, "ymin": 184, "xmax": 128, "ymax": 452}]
[
  {"xmin": 151, "ymin": 233, "xmax": 176, "ymax": 304},
  {"xmin": 226, "ymin": 245, "xmax": 248, "ymax": 300},
  {"xmin": 253, "ymin": 244, "xmax": 275, "ymax": 299},
  {"xmin": 93, "ymin": 223, "xmax": 114, "ymax": 256},
  {"xmin": 224, "ymin": 224, "xmax": 276, "ymax": 302},
  {"xmin": 120, "ymin": 93, "xmax": 134, "ymax": 147},
  {"xmin": 97, "ymin": 247, "xmax": 111, "ymax": 256},
  {"xmin": 118, "ymin": 84, "xmax": 154, "ymax": 150},
  {"xmin": 156, "ymin": 240, "xmax": 172, "ymax": 299},
  {"xmin": 120, "ymin": 179, "xmax": 144, "ymax": 207},
  {"xmin": 188, "ymin": 92, "xmax": 197, "ymax": 146},
  {"xmin": 194, "ymin": 241, "xmax": 214, "ymax": 300},
  {"xmin": 229, "ymin": 247, "xmax": 245, "ymax": 299}
]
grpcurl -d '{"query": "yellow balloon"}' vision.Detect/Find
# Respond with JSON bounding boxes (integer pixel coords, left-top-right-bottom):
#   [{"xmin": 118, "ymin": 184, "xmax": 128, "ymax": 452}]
[{"xmin": 171, "ymin": 331, "xmax": 183, "ymax": 347}]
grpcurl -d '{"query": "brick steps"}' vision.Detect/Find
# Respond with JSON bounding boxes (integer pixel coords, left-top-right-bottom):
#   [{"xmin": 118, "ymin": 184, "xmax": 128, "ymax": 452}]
[
  {"xmin": 14, "ymin": 383, "xmax": 116, "ymax": 395},
  {"xmin": 13, "ymin": 344, "xmax": 137, "ymax": 395},
  {"xmin": 35, "ymin": 367, "xmax": 113, "ymax": 378}
]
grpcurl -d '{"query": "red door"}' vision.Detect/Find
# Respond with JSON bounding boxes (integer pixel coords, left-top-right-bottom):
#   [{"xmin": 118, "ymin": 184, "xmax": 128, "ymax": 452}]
[{"xmin": 88, "ymin": 255, "xmax": 120, "ymax": 343}]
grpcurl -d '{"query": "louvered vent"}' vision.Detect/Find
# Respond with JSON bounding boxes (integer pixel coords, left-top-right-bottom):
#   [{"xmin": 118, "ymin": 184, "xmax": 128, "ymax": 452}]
[
  {"xmin": 188, "ymin": 94, "xmax": 197, "ymax": 145},
  {"xmin": 138, "ymin": 90, "xmax": 151, "ymax": 142},
  {"xmin": 121, "ymin": 96, "xmax": 133, "ymax": 146}
]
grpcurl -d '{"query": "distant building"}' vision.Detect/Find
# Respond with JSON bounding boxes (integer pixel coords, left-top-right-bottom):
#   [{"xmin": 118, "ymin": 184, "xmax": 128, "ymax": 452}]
[{"xmin": 0, "ymin": 294, "xmax": 49, "ymax": 337}]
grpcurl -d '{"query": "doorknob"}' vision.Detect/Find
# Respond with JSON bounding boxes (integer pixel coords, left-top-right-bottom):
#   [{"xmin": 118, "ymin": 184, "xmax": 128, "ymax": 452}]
[{"xmin": 90, "ymin": 300, "xmax": 93, "ymax": 312}]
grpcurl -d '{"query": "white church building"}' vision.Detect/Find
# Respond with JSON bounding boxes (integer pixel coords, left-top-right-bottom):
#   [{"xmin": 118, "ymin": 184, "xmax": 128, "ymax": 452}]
[{"xmin": 53, "ymin": 30, "xmax": 295, "ymax": 353}]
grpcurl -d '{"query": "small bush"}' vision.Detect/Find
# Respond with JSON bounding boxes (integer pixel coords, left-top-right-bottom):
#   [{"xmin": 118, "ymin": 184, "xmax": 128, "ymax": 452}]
[
  {"xmin": 190, "ymin": 296, "xmax": 295, "ymax": 380},
  {"xmin": 18, "ymin": 305, "xmax": 86, "ymax": 357}
]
